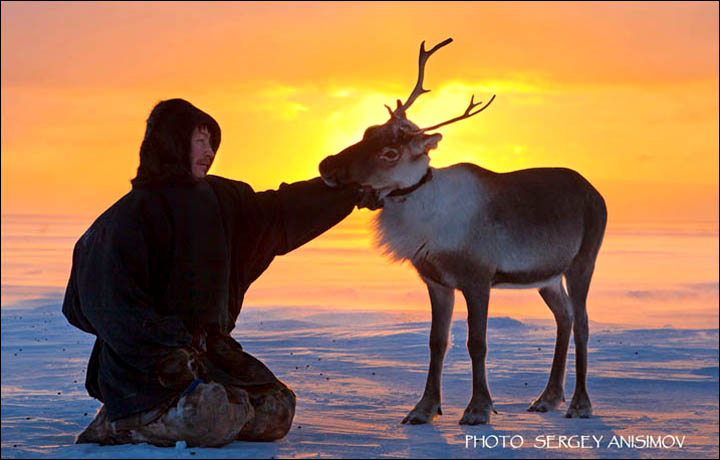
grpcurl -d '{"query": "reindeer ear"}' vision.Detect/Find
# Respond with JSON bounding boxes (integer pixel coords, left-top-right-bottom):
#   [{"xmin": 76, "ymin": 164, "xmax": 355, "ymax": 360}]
[{"xmin": 422, "ymin": 133, "xmax": 442, "ymax": 151}]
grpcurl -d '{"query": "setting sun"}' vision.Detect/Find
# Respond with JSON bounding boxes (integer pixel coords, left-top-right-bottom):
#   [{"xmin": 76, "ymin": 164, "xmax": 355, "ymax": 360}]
[{"xmin": 2, "ymin": 2, "xmax": 717, "ymax": 224}]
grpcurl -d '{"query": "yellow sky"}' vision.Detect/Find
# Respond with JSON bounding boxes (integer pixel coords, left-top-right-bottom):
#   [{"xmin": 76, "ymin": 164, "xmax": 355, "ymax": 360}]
[{"xmin": 1, "ymin": 1, "xmax": 718, "ymax": 223}]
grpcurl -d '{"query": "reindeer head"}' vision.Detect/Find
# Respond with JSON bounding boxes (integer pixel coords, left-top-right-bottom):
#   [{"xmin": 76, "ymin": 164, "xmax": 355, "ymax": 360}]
[{"xmin": 320, "ymin": 38, "xmax": 495, "ymax": 201}]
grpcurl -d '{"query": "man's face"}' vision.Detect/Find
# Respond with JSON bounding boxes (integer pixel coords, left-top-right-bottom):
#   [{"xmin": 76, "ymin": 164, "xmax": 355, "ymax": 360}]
[{"xmin": 190, "ymin": 125, "xmax": 214, "ymax": 179}]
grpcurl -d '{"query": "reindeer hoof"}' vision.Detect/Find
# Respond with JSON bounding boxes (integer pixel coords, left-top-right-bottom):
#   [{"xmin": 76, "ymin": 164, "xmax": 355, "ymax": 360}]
[
  {"xmin": 565, "ymin": 405, "xmax": 592, "ymax": 418},
  {"xmin": 459, "ymin": 403, "xmax": 492, "ymax": 425},
  {"xmin": 401, "ymin": 413, "xmax": 430, "ymax": 425},
  {"xmin": 565, "ymin": 392, "xmax": 592, "ymax": 418},
  {"xmin": 527, "ymin": 391, "xmax": 564, "ymax": 412},
  {"xmin": 401, "ymin": 400, "xmax": 441, "ymax": 425}
]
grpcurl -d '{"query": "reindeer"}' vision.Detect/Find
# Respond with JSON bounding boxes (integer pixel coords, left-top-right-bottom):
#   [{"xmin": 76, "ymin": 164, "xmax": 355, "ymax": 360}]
[{"xmin": 319, "ymin": 38, "xmax": 607, "ymax": 425}]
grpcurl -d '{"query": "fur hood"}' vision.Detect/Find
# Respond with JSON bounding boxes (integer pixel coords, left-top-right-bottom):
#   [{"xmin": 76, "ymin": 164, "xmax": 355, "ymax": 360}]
[{"xmin": 131, "ymin": 99, "xmax": 221, "ymax": 187}]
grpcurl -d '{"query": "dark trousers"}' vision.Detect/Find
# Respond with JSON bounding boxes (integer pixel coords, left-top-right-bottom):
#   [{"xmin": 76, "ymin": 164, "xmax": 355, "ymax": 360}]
[{"xmin": 77, "ymin": 335, "xmax": 296, "ymax": 447}]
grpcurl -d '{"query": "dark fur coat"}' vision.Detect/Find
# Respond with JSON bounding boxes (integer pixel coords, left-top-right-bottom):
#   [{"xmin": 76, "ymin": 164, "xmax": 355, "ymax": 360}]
[{"xmin": 62, "ymin": 99, "xmax": 360, "ymax": 420}]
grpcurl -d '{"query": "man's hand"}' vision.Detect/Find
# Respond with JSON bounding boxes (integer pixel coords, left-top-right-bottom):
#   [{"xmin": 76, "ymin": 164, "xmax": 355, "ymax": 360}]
[
  {"xmin": 153, "ymin": 347, "xmax": 201, "ymax": 390},
  {"xmin": 192, "ymin": 328, "xmax": 207, "ymax": 353},
  {"xmin": 356, "ymin": 187, "xmax": 383, "ymax": 210}
]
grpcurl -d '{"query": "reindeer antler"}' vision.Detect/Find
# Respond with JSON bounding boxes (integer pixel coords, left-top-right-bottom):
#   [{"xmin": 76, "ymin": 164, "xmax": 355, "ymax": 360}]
[
  {"xmin": 392, "ymin": 38, "xmax": 453, "ymax": 119},
  {"xmin": 418, "ymin": 94, "xmax": 496, "ymax": 132},
  {"xmin": 388, "ymin": 38, "xmax": 496, "ymax": 131}
]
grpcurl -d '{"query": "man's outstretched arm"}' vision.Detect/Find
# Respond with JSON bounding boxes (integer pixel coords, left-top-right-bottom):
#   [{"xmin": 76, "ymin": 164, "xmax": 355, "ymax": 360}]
[
  {"xmin": 270, "ymin": 177, "xmax": 359, "ymax": 255},
  {"xmin": 206, "ymin": 174, "xmax": 371, "ymax": 293}
]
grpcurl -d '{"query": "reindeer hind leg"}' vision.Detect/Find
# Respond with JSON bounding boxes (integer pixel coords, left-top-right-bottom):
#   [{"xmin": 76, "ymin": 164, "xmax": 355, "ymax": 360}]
[
  {"xmin": 528, "ymin": 279, "xmax": 573, "ymax": 412},
  {"xmin": 564, "ymin": 254, "xmax": 598, "ymax": 418}
]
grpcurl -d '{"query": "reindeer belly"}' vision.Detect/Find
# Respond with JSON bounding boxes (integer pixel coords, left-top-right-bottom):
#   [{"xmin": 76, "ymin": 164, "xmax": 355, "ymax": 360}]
[
  {"xmin": 411, "ymin": 249, "xmax": 490, "ymax": 289},
  {"xmin": 492, "ymin": 272, "xmax": 563, "ymax": 289},
  {"xmin": 484, "ymin": 217, "xmax": 583, "ymax": 289},
  {"xmin": 486, "ymin": 243, "xmax": 575, "ymax": 290}
]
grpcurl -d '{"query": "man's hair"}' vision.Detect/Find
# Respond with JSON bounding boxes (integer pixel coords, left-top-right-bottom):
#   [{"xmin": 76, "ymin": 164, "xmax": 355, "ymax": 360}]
[{"xmin": 131, "ymin": 99, "xmax": 221, "ymax": 187}]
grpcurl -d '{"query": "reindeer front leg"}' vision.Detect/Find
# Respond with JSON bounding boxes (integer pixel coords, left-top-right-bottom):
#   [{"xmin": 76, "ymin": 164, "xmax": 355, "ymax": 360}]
[
  {"xmin": 402, "ymin": 278, "xmax": 454, "ymax": 424},
  {"xmin": 460, "ymin": 280, "xmax": 495, "ymax": 425}
]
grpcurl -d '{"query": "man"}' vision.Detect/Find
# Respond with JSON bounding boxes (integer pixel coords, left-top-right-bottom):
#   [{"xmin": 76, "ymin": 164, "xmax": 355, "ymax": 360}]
[{"xmin": 62, "ymin": 98, "xmax": 375, "ymax": 447}]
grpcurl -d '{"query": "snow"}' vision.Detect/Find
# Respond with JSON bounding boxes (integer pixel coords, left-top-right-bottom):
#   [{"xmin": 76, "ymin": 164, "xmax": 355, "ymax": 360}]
[{"xmin": 2, "ymin": 300, "xmax": 718, "ymax": 458}]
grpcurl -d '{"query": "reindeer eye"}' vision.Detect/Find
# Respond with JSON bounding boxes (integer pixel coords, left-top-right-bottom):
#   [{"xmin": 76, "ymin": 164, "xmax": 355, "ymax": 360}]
[{"xmin": 380, "ymin": 148, "xmax": 400, "ymax": 162}]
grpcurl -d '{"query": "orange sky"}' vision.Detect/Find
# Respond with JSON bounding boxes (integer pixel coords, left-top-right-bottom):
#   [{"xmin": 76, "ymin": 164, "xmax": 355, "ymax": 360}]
[
  {"xmin": 2, "ymin": 1, "xmax": 718, "ymax": 224},
  {"xmin": 1, "ymin": 2, "xmax": 718, "ymax": 328}
]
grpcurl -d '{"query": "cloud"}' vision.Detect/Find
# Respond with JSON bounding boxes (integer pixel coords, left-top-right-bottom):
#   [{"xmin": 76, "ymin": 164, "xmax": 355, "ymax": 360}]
[
  {"xmin": 624, "ymin": 282, "xmax": 719, "ymax": 301},
  {"xmin": 248, "ymin": 83, "xmax": 311, "ymax": 120},
  {"xmin": 439, "ymin": 76, "xmax": 553, "ymax": 96},
  {"xmin": 683, "ymin": 282, "xmax": 720, "ymax": 293}
]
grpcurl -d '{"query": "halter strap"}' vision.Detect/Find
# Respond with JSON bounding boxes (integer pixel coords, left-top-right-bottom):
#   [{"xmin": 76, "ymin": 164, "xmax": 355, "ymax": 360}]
[{"xmin": 386, "ymin": 168, "xmax": 433, "ymax": 198}]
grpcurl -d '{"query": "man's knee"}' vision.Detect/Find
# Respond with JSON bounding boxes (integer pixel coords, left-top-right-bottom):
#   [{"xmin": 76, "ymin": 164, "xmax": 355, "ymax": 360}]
[
  {"xmin": 157, "ymin": 382, "xmax": 254, "ymax": 447},
  {"xmin": 237, "ymin": 382, "xmax": 296, "ymax": 442},
  {"xmin": 78, "ymin": 382, "xmax": 255, "ymax": 448},
  {"xmin": 205, "ymin": 335, "xmax": 279, "ymax": 387},
  {"xmin": 77, "ymin": 339, "xmax": 298, "ymax": 446}
]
